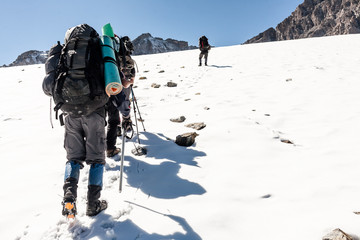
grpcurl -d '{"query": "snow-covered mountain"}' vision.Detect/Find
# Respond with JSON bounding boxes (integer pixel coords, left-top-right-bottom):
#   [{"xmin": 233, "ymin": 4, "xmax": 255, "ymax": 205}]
[
  {"xmin": 1, "ymin": 34, "xmax": 360, "ymax": 239},
  {"xmin": 245, "ymin": 0, "xmax": 360, "ymax": 44},
  {"xmin": 132, "ymin": 33, "xmax": 196, "ymax": 55},
  {"xmin": 5, "ymin": 50, "xmax": 48, "ymax": 67}
]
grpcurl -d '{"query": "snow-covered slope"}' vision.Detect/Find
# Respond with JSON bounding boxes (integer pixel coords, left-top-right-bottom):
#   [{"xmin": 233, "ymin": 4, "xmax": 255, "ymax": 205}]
[{"xmin": 1, "ymin": 34, "xmax": 360, "ymax": 239}]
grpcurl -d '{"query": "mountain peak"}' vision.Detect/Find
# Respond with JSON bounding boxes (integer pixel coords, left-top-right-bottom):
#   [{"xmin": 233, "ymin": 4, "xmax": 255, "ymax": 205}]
[
  {"xmin": 6, "ymin": 50, "xmax": 48, "ymax": 67},
  {"xmin": 132, "ymin": 33, "xmax": 196, "ymax": 55},
  {"xmin": 137, "ymin": 33, "xmax": 153, "ymax": 39}
]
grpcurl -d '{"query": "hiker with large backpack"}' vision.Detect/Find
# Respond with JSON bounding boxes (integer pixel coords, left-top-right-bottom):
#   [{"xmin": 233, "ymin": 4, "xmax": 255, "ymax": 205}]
[
  {"xmin": 106, "ymin": 35, "xmax": 136, "ymax": 158},
  {"xmin": 199, "ymin": 35, "xmax": 211, "ymax": 66},
  {"xmin": 42, "ymin": 24, "xmax": 109, "ymax": 218}
]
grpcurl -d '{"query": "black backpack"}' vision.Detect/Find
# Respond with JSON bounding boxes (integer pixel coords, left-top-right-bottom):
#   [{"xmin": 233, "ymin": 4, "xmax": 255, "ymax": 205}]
[
  {"xmin": 115, "ymin": 35, "xmax": 134, "ymax": 69},
  {"xmin": 199, "ymin": 36, "xmax": 209, "ymax": 48},
  {"xmin": 52, "ymin": 24, "xmax": 108, "ymax": 118},
  {"xmin": 43, "ymin": 41, "xmax": 63, "ymax": 97}
]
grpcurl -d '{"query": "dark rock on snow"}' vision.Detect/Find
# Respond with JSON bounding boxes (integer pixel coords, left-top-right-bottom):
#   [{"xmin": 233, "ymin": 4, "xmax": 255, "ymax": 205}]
[
  {"xmin": 151, "ymin": 83, "xmax": 161, "ymax": 88},
  {"xmin": 170, "ymin": 116, "xmax": 186, "ymax": 123},
  {"xmin": 185, "ymin": 122, "xmax": 206, "ymax": 130},
  {"xmin": 166, "ymin": 82, "xmax": 177, "ymax": 87},
  {"xmin": 175, "ymin": 132, "xmax": 199, "ymax": 147},
  {"xmin": 322, "ymin": 228, "xmax": 354, "ymax": 240}
]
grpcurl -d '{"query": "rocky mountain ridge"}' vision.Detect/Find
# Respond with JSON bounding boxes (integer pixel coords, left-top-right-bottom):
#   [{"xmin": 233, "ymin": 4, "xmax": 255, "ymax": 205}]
[
  {"xmin": 132, "ymin": 33, "xmax": 196, "ymax": 55},
  {"xmin": 4, "ymin": 50, "xmax": 48, "ymax": 67},
  {"xmin": 2, "ymin": 33, "xmax": 196, "ymax": 67},
  {"xmin": 245, "ymin": 0, "xmax": 360, "ymax": 44}
]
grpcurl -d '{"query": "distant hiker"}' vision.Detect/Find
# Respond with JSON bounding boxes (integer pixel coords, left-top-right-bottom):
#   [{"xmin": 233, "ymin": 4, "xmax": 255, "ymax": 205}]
[
  {"xmin": 42, "ymin": 24, "xmax": 109, "ymax": 218},
  {"xmin": 106, "ymin": 35, "xmax": 135, "ymax": 158},
  {"xmin": 199, "ymin": 35, "xmax": 211, "ymax": 66}
]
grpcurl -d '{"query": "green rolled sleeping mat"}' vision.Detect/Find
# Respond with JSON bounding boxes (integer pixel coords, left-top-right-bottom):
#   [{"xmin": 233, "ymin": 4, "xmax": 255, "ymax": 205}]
[{"xmin": 100, "ymin": 23, "xmax": 122, "ymax": 96}]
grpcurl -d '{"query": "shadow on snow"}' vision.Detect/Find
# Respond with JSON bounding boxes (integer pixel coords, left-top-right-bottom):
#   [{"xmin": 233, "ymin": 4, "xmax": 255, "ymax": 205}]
[
  {"xmin": 69, "ymin": 209, "xmax": 202, "ymax": 240},
  {"xmin": 125, "ymin": 155, "xmax": 206, "ymax": 199},
  {"xmin": 107, "ymin": 131, "xmax": 207, "ymax": 199},
  {"xmin": 140, "ymin": 132, "xmax": 206, "ymax": 167},
  {"xmin": 86, "ymin": 131, "xmax": 206, "ymax": 239},
  {"xmin": 207, "ymin": 64, "xmax": 232, "ymax": 68}
]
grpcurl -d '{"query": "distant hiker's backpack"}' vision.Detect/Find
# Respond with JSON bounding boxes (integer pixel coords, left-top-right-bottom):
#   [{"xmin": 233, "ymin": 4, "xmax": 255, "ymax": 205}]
[
  {"xmin": 51, "ymin": 24, "xmax": 108, "ymax": 118},
  {"xmin": 199, "ymin": 36, "xmax": 210, "ymax": 50}
]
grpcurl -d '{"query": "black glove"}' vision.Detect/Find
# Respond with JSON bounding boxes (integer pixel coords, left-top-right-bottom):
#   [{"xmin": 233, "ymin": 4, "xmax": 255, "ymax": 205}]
[{"xmin": 122, "ymin": 116, "xmax": 133, "ymax": 133}]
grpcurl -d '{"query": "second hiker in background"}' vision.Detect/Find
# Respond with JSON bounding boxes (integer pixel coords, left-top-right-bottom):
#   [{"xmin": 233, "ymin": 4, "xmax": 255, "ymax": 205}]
[
  {"xmin": 199, "ymin": 35, "xmax": 210, "ymax": 66},
  {"xmin": 106, "ymin": 35, "xmax": 136, "ymax": 158}
]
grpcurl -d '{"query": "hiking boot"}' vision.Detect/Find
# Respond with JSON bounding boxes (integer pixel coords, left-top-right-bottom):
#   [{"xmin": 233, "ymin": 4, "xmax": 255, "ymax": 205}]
[
  {"xmin": 63, "ymin": 177, "xmax": 78, "ymax": 202},
  {"xmin": 62, "ymin": 201, "xmax": 77, "ymax": 219},
  {"xmin": 86, "ymin": 200, "xmax": 108, "ymax": 217},
  {"xmin": 106, "ymin": 148, "xmax": 121, "ymax": 158}
]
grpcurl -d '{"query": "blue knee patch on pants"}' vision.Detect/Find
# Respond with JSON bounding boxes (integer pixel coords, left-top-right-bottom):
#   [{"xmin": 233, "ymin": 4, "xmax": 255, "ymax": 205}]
[
  {"xmin": 89, "ymin": 163, "xmax": 104, "ymax": 186},
  {"xmin": 64, "ymin": 161, "xmax": 81, "ymax": 181}
]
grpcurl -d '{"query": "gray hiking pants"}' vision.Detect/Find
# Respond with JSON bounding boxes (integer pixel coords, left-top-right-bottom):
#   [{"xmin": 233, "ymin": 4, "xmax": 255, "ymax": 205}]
[
  {"xmin": 199, "ymin": 52, "xmax": 208, "ymax": 64},
  {"xmin": 64, "ymin": 112, "xmax": 106, "ymax": 165}
]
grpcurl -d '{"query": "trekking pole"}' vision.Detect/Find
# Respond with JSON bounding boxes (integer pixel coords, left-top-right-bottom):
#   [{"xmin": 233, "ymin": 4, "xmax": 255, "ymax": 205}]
[
  {"xmin": 119, "ymin": 127, "xmax": 126, "ymax": 193},
  {"xmin": 131, "ymin": 87, "xmax": 140, "ymax": 145},
  {"xmin": 50, "ymin": 98, "xmax": 54, "ymax": 129},
  {"xmin": 131, "ymin": 87, "xmax": 146, "ymax": 132},
  {"xmin": 130, "ymin": 86, "xmax": 147, "ymax": 156}
]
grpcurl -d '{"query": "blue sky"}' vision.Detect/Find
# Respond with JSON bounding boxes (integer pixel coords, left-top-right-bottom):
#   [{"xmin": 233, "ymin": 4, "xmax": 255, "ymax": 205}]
[{"xmin": 0, "ymin": 0, "xmax": 303, "ymax": 65}]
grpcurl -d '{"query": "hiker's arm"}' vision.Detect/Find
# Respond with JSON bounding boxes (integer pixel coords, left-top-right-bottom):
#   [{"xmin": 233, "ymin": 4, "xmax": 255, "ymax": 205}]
[
  {"xmin": 121, "ymin": 57, "xmax": 135, "ymax": 88},
  {"xmin": 111, "ymin": 91, "xmax": 131, "ymax": 117}
]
